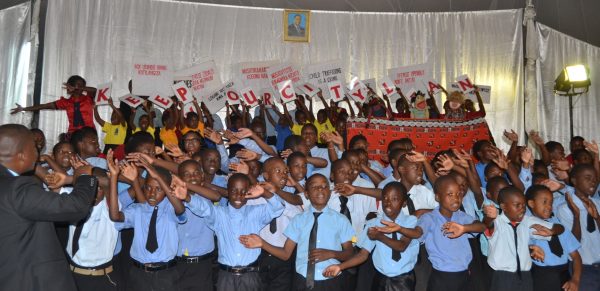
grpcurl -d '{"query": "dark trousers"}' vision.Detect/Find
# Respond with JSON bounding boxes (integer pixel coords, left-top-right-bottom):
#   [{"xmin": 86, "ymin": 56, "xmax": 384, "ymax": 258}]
[
  {"xmin": 127, "ymin": 265, "xmax": 180, "ymax": 291},
  {"xmin": 466, "ymin": 237, "xmax": 488, "ymax": 291},
  {"xmin": 580, "ymin": 264, "xmax": 600, "ymax": 291},
  {"xmin": 377, "ymin": 270, "xmax": 415, "ymax": 291},
  {"xmin": 426, "ymin": 269, "xmax": 468, "ymax": 291},
  {"xmin": 531, "ymin": 264, "xmax": 569, "ymax": 291},
  {"xmin": 414, "ymin": 245, "xmax": 431, "ymax": 291},
  {"xmin": 258, "ymin": 251, "xmax": 293, "ymax": 291},
  {"xmin": 73, "ymin": 272, "xmax": 118, "ymax": 291},
  {"xmin": 216, "ymin": 269, "xmax": 261, "ymax": 291},
  {"xmin": 176, "ymin": 255, "xmax": 214, "ymax": 291},
  {"xmin": 154, "ymin": 127, "xmax": 162, "ymax": 147},
  {"xmin": 355, "ymin": 253, "xmax": 377, "ymax": 291},
  {"xmin": 114, "ymin": 229, "xmax": 135, "ymax": 291},
  {"xmin": 490, "ymin": 270, "xmax": 533, "ymax": 291},
  {"xmin": 293, "ymin": 272, "xmax": 345, "ymax": 291}
]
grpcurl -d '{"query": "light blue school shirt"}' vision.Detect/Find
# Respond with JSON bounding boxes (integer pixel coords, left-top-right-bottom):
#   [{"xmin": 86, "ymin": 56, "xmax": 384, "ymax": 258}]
[
  {"xmin": 116, "ymin": 199, "xmax": 186, "ymax": 263},
  {"xmin": 186, "ymin": 194, "xmax": 284, "ymax": 266},
  {"xmin": 556, "ymin": 192, "xmax": 600, "ymax": 265},
  {"xmin": 530, "ymin": 216, "xmax": 580, "ymax": 267},
  {"xmin": 358, "ymin": 213, "xmax": 419, "ymax": 276},
  {"xmin": 418, "ymin": 207, "xmax": 477, "ymax": 272},
  {"xmin": 284, "ymin": 206, "xmax": 354, "ymax": 281},
  {"xmin": 177, "ymin": 194, "xmax": 215, "ymax": 257}
]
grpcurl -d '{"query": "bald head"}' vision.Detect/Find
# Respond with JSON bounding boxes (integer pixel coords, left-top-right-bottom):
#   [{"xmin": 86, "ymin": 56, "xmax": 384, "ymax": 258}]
[{"xmin": 0, "ymin": 124, "xmax": 38, "ymax": 173}]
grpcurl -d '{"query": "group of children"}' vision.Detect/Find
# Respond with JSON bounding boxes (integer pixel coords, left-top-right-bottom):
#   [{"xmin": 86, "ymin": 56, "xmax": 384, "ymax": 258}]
[{"xmin": 14, "ymin": 75, "xmax": 600, "ymax": 291}]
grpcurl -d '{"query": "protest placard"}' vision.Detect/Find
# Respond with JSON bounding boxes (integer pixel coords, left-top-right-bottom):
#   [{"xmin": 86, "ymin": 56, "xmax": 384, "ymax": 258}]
[
  {"xmin": 132, "ymin": 61, "xmax": 173, "ymax": 96},
  {"xmin": 119, "ymin": 94, "xmax": 143, "ymax": 108},
  {"xmin": 172, "ymin": 81, "xmax": 194, "ymax": 104},
  {"xmin": 260, "ymin": 88, "xmax": 278, "ymax": 106},
  {"xmin": 349, "ymin": 80, "xmax": 368, "ymax": 104},
  {"xmin": 448, "ymin": 82, "xmax": 491, "ymax": 104},
  {"xmin": 298, "ymin": 82, "xmax": 318, "ymax": 97},
  {"xmin": 425, "ymin": 80, "xmax": 443, "ymax": 95},
  {"xmin": 236, "ymin": 60, "xmax": 279, "ymax": 89},
  {"xmin": 388, "ymin": 63, "xmax": 430, "ymax": 92},
  {"xmin": 303, "ymin": 60, "xmax": 345, "ymax": 99},
  {"xmin": 267, "ymin": 63, "xmax": 302, "ymax": 91},
  {"xmin": 277, "ymin": 80, "xmax": 296, "ymax": 103},
  {"xmin": 361, "ymin": 78, "xmax": 377, "ymax": 92},
  {"xmin": 175, "ymin": 60, "xmax": 222, "ymax": 101},
  {"xmin": 456, "ymin": 74, "xmax": 476, "ymax": 94},
  {"xmin": 204, "ymin": 81, "xmax": 235, "ymax": 113},
  {"xmin": 327, "ymin": 80, "xmax": 345, "ymax": 102},
  {"xmin": 95, "ymin": 83, "xmax": 112, "ymax": 105},
  {"xmin": 240, "ymin": 87, "xmax": 260, "ymax": 108},
  {"xmin": 148, "ymin": 93, "xmax": 174, "ymax": 109}
]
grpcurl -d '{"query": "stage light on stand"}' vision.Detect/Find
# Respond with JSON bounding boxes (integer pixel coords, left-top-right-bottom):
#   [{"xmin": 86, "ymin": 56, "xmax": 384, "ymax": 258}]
[{"xmin": 554, "ymin": 64, "xmax": 591, "ymax": 139}]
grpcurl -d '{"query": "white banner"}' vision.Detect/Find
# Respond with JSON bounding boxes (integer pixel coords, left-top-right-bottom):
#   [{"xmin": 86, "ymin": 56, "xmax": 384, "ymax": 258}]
[
  {"xmin": 132, "ymin": 61, "xmax": 173, "ymax": 96},
  {"xmin": 148, "ymin": 93, "xmax": 174, "ymax": 109},
  {"xmin": 303, "ymin": 60, "xmax": 345, "ymax": 99},
  {"xmin": 94, "ymin": 82, "xmax": 112, "ymax": 105},
  {"xmin": 172, "ymin": 81, "xmax": 194, "ymax": 104},
  {"xmin": 388, "ymin": 63, "xmax": 431, "ymax": 92},
  {"xmin": 236, "ymin": 60, "xmax": 279, "ymax": 89},
  {"xmin": 267, "ymin": 63, "xmax": 302, "ymax": 91},
  {"xmin": 175, "ymin": 60, "xmax": 222, "ymax": 101},
  {"xmin": 118, "ymin": 94, "xmax": 144, "ymax": 108}
]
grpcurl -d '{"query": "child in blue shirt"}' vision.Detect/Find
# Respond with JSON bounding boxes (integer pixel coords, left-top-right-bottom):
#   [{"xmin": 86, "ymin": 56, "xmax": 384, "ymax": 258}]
[
  {"xmin": 107, "ymin": 156, "xmax": 186, "ymax": 291},
  {"xmin": 526, "ymin": 185, "xmax": 582, "ymax": 291}
]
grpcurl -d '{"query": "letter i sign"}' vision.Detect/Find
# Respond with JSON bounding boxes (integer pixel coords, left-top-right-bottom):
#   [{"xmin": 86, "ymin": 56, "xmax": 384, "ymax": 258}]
[{"xmin": 95, "ymin": 83, "xmax": 112, "ymax": 105}]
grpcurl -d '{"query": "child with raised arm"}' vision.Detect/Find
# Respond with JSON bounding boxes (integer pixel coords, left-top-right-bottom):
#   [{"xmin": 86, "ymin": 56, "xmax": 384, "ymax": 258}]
[
  {"xmin": 94, "ymin": 98, "xmax": 127, "ymax": 154},
  {"xmin": 107, "ymin": 155, "xmax": 186, "ymax": 291},
  {"xmin": 173, "ymin": 173, "xmax": 284, "ymax": 291},
  {"xmin": 239, "ymin": 174, "xmax": 355, "ymax": 291}
]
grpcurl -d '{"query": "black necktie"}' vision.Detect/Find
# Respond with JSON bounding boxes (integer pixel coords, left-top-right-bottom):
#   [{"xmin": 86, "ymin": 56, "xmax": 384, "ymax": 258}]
[
  {"xmin": 73, "ymin": 101, "xmax": 84, "ymax": 127},
  {"xmin": 392, "ymin": 232, "xmax": 401, "ymax": 261},
  {"xmin": 406, "ymin": 197, "xmax": 416, "ymax": 216},
  {"xmin": 510, "ymin": 223, "xmax": 521, "ymax": 280},
  {"xmin": 269, "ymin": 218, "xmax": 277, "ymax": 234},
  {"xmin": 71, "ymin": 220, "xmax": 85, "ymax": 256},
  {"xmin": 146, "ymin": 206, "xmax": 159, "ymax": 253},
  {"xmin": 339, "ymin": 196, "xmax": 352, "ymax": 223},
  {"xmin": 459, "ymin": 204, "xmax": 466, "ymax": 212},
  {"xmin": 307, "ymin": 212, "xmax": 322, "ymax": 289},
  {"xmin": 548, "ymin": 235, "xmax": 564, "ymax": 257},
  {"xmin": 587, "ymin": 213, "xmax": 597, "ymax": 233}
]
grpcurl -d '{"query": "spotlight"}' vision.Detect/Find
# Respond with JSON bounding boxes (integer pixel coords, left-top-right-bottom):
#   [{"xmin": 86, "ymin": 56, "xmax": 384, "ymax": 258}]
[{"xmin": 554, "ymin": 64, "xmax": 591, "ymax": 139}]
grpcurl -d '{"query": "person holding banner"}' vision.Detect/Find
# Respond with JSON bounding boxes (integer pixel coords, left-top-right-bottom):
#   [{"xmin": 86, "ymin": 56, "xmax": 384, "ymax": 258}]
[
  {"xmin": 94, "ymin": 98, "xmax": 127, "ymax": 154},
  {"xmin": 11, "ymin": 75, "xmax": 97, "ymax": 135},
  {"xmin": 180, "ymin": 99, "xmax": 206, "ymax": 137}
]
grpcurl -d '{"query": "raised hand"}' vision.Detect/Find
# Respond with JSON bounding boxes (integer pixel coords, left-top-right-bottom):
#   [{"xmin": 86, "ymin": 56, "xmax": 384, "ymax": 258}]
[
  {"xmin": 106, "ymin": 149, "xmax": 120, "ymax": 176},
  {"xmin": 581, "ymin": 196, "xmax": 600, "ymax": 219},
  {"xmin": 165, "ymin": 143, "xmax": 185, "ymax": 158},
  {"xmin": 258, "ymin": 181, "xmax": 276, "ymax": 194},
  {"xmin": 236, "ymin": 149, "xmax": 259, "ymax": 161},
  {"xmin": 246, "ymin": 184, "xmax": 265, "ymax": 199},
  {"xmin": 280, "ymin": 149, "xmax": 293, "ymax": 159},
  {"xmin": 154, "ymin": 146, "xmax": 164, "ymax": 156},
  {"xmin": 406, "ymin": 150, "xmax": 426, "ymax": 163},
  {"xmin": 529, "ymin": 245, "xmax": 545, "ymax": 262},
  {"xmin": 491, "ymin": 149, "xmax": 509, "ymax": 171},
  {"xmin": 565, "ymin": 193, "xmax": 580, "ymax": 218},
  {"xmin": 374, "ymin": 220, "xmax": 402, "ymax": 233},
  {"xmin": 334, "ymin": 183, "xmax": 356, "ymax": 197},
  {"xmin": 70, "ymin": 155, "xmax": 90, "ymax": 170},
  {"xmin": 529, "ymin": 130, "xmax": 545, "ymax": 146},
  {"xmin": 437, "ymin": 154, "xmax": 455, "ymax": 172},
  {"xmin": 483, "ymin": 204, "xmax": 498, "ymax": 219},
  {"xmin": 45, "ymin": 171, "xmax": 68, "ymax": 189},
  {"xmin": 503, "ymin": 129, "xmax": 519, "ymax": 143},
  {"xmin": 521, "ymin": 147, "xmax": 533, "ymax": 167},
  {"xmin": 223, "ymin": 130, "xmax": 240, "ymax": 145},
  {"xmin": 584, "ymin": 140, "xmax": 599, "ymax": 155},
  {"xmin": 120, "ymin": 162, "xmax": 139, "ymax": 181},
  {"xmin": 239, "ymin": 234, "xmax": 263, "ymax": 249},
  {"xmin": 530, "ymin": 224, "xmax": 553, "ymax": 237},
  {"xmin": 551, "ymin": 159, "xmax": 570, "ymax": 172},
  {"xmin": 229, "ymin": 161, "xmax": 249, "ymax": 174},
  {"xmin": 539, "ymin": 179, "xmax": 564, "ymax": 192},
  {"xmin": 442, "ymin": 222, "xmax": 466, "ymax": 238},
  {"xmin": 204, "ymin": 128, "xmax": 224, "ymax": 145},
  {"xmin": 170, "ymin": 175, "xmax": 188, "ymax": 200},
  {"xmin": 10, "ymin": 104, "xmax": 24, "ymax": 114},
  {"xmin": 234, "ymin": 128, "xmax": 254, "ymax": 139}
]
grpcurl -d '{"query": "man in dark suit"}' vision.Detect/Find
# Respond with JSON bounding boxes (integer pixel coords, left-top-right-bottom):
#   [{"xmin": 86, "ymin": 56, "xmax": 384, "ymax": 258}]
[
  {"xmin": 288, "ymin": 14, "xmax": 305, "ymax": 37},
  {"xmin": 0, "ymin": 124, "xmax": 97, "ymax": 291}
]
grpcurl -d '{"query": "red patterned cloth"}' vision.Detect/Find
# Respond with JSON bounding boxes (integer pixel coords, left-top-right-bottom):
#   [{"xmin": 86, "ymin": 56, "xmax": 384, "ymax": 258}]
[{"xmin": 347, "ymin": 117, "xmax": 492, "ymax": 161}]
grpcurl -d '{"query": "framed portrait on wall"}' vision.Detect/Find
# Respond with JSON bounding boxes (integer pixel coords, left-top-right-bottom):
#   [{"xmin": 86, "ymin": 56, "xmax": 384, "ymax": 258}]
[{"xmin": 283, "ymin": 10, "xmax": 310, "ymax": 42}]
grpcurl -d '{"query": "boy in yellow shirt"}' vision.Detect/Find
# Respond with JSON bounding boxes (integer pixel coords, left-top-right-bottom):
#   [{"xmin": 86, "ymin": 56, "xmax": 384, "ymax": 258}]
[{"xmin": 94, "ymin": 98, "xmax": 127, "ymax": 153}]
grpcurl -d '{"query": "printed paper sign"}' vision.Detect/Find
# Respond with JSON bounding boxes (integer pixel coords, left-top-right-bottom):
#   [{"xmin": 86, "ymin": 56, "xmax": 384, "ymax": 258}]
[
  {"xmin": 448, "ymin": 82, "xmax": 491, "ymax": 104},
  {"xmin": 236, "ymin": 60, "xmax": 279, "ymax": 89},
  {"xmin": 298, "ymin": 82, "xmax": 318, "ymax": 97},
  {"xmin": 388, "ymin": 63, "xmax": 431, "ymax": 92},
  {"xmin": 132, "ymin": 61, "xmax": 173, "ymax": 96},
  {"xmin": 172, "ymin": 81, "xmax": 194, "ymax": 104},
  {"xmin": 349, "ymin": 85, "xmax": 368, "ymax": 104},
  {"xmin": 456, "ymin": 75, "xmax": 475, "ymax": 94},
  {"xmin": 304, "ymin": 60, "xmax": 345, "ymax": 99},
  {"xmin": 240, "ymin": 87, "xmax": 259, "ymax": 108},
  {"xmin": 260, "ymin": 88, "xmax": 278, "ymax": 107},
  {"xmin": 327, "ymin": 80, "xmax": 345, "ymax": 102},
  {"xmin": 276, "ymin": 80, "xmax": 296, "ymax": 103},
  {"xmin": 148, "ymin": 93, "xmax": 174, "ymax": 109},
  {"xmin": 119, "ymin": 94, "xmax": 144, "ymax": 108},
  {"xmin": 205, "ymin": 81, "xmax": 236, "ymax": 113},
  {"xmin": 267, "ymin": 63, "xmax": 302, "ymax": 91},
  {"xmin": 379, "ymin": 77, "xmax": 398, "ymax": 97},
  {"xmin": 175, "ymin": 61, "xmax": 222, "ymax": 101},
  {"xmin": 95, "ymin": 83, "xmax": 112, "ymax": 105},
  {"xmin": 425, "ymin": 80, "xmax": 443, "ymax": 95}
]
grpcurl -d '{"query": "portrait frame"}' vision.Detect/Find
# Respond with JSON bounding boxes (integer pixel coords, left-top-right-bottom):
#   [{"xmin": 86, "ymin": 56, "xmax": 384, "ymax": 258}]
[{"xmin": 283, "ymin": 9, "xmax": 310, "ymax": 43}]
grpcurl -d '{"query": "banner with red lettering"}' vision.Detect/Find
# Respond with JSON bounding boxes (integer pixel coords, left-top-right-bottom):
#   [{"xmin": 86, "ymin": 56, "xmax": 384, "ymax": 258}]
[
  {"xmin": 132, "ymin": 61, "xmax": 173, "ymax": 97},
  {"xmin": 119, "ymin": 94, "xmax": 143, "ymax": 108},
  {"xmin": 260, "ymin": 88, "xmax": 278, "ymax": 106},
  {"xmin": 303, "ymin": 60, "xmax": 345, "ymax": 99},
  {"xmin": 172, "ymin": 81, "xmax": 194, "ymax": 104},
  {"xmin": 267, "ymin": 63, "xmax": 302, "ymax": 91},
  {"xmin": 175, "ymin": 61, "xmax": 222, "ymax": 101},
  {"xmin": 346, "ymin": 117, "xmax": 492, "ymax": 161},
  {"xmin": 236, "ymin": 60, "xmax": 278, "ymax": 89},
  {"xmin": 206, "ymin": 81, "xmax": 235, "ymax": 113},
  {"xmin": 448, "ymin": 82, "xmax": 492, "ymax": 104},
  {"xmin": 388, "ymin": 63, "xmax": 431, "ymax": 93},
  {"xmin": 95, "ymin": 83, "xmax": 112, "ymax": 105},
  {"xmin": 148, "ymin": 93, "xmax": 174, "ymax": 109}
]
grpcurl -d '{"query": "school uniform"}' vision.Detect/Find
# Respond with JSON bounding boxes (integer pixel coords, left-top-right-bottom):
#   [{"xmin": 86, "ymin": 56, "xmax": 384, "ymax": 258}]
[
  {"xmin": 556, "ymin": 192, "xmax": 600, "ymax": 291},
  {"xmin": 530, "ymin": 216, "xmax": 581, "ymax": 291},
  {"xmin": 284, "ymin": 206, "xmax": 355, "ymax": 291},
  {"xmin": 460, "ymin": 189, "xmax": 489, "ymax": 291},
  {"xmin": 186, "ymin": 193, "xmax": 285, "ymax": 291},
  {"xmin": 358, "ymin": 213, "xmax": 420, "ymax": 291},
  {"xmin": 116, "ymin": 199, "xmax": 187, "ymax": 291},
  {"xmin": 246, "ymin": 187, "xmax": 302, "ymax": 291},
  {"xmin": 176, "ymin": 194, "xmax": 216, "ymax": 291},
  {"xmin": 66, "ymin": 198, "xmax": 119, "ymax": 290},
  {"xmin": 475, "ymin": 161, "xmax": 488, "ymax": 188},
  {"xmin": 486, "ymin": 213, "xmax": 553, "ymax": 291},
  {"xmin": 418, "ymin": 208, "xmax": 477, "ymax": 291},
  {"xmin": 309, "ymin": 145, "xmax": 341, "ymax": 178},
  {"xmin": 327, "ymin": 177, "xmax": 378, "ymax": 236}
]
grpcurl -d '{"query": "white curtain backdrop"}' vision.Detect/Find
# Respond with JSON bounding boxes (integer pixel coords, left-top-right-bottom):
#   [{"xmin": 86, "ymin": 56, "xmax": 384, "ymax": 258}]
[
  {"xmin": 40, "ymin": 0, "xmax": 524, "ymax": 150},
  {"xmin": 536, "ymin": 23, "xmax": 600, "ymax": 148},
  {"xmin": 0, "ymin": 2, "xmax": 36, "ymax": 126}
]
